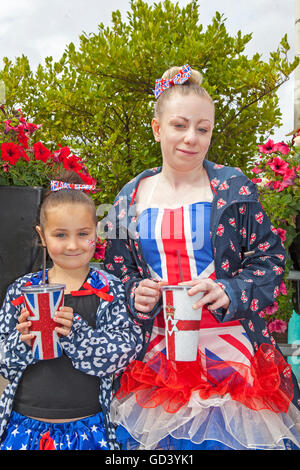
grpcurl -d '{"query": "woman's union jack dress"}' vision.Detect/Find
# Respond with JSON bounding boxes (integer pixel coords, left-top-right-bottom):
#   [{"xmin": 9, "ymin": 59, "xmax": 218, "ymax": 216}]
[{"xmin": 112, "ymin": 202, "xmax": 300, "ymax": 450}]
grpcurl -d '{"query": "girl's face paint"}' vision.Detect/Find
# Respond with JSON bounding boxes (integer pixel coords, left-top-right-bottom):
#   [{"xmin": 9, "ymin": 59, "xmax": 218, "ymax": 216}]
[{"xmin": 87, "ymin": 239, "xmax": 96, "ymax": 248}]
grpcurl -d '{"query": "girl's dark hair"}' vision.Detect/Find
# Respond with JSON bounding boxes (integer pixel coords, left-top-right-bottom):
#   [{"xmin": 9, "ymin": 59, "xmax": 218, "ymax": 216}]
[{"xmin": 39, "ymin": 170, "xmax": 97, "ymax": 231}]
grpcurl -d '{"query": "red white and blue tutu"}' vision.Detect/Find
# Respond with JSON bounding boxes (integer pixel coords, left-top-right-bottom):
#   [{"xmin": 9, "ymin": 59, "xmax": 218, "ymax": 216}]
[{"xmin": 112, "ymin": 202, "xmax": 300, "ymax": 450}]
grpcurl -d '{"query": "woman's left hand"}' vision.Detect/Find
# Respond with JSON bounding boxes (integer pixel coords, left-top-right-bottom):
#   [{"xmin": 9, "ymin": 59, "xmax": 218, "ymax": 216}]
[
  {"xmin": 179, "ymin": 278, "xmax": 230, "ymax": 311},
  {"xmin": 54, "ymin": 306, "xmax": 74, "ymax": 336}
]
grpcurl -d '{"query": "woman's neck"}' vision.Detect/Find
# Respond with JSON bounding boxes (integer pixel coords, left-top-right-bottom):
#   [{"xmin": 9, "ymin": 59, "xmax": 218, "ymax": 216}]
[
  {"xmin": 160, "ymin": 162, "xmax": 207, "ymax": 190},
  {"xmin": 48, "ymin": 265, "xmax": 90, "ymax": 294}
]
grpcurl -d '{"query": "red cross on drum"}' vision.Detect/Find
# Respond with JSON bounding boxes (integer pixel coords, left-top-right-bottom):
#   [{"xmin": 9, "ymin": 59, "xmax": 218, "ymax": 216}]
[{"xmin": 161, "ymin": 285, "xmax": 203, "ymax": 362}]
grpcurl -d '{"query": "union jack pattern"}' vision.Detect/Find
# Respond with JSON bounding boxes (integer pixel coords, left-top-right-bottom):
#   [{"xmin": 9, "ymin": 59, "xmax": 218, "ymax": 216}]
[
  {"xmin": 23, "ymin": 288, "xmax": 64, "ymax": 360},
  {"xmin": 137, "ymin": 201, "xmax": 254, "ymax": 378},
  {"xmin": 50, "ymin": 180, "xmax": 96, "ymax": 192},
  {"xmin": 103, "ymin": 159, "xmax": 299, "ymax": 411},
  {"xmin": 154, "ymin": 64, "xmax": 191, "ymax": 99},
  {"xmin": 0, "ymin": 268, "xmax": 143, "ymax": 448}
]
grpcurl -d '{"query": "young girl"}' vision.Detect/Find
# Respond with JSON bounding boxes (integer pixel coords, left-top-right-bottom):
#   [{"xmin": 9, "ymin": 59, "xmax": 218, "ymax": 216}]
[
  {"xmin": 0, "ymin": 171, "xmax": 142, "ymax": 450},
  {"xmin": 104, "ymin": 65, "xmax": 300, "ymax": 450}
]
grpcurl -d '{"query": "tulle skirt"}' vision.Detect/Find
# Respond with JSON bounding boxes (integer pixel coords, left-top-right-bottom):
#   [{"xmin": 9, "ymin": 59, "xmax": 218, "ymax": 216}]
[{"xmin": 112, "ymin": 346, "xmax": 300, "ymax": 450}]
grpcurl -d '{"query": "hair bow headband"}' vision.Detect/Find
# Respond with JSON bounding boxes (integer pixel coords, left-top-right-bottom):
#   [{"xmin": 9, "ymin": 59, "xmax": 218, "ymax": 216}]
[
  {"xmin": 50, "ymin": 180, "xmax": 96, "ymax": 192},
  {"xmin": 154, "ymin": 64, "xmax": 192, "ymax": 99}
]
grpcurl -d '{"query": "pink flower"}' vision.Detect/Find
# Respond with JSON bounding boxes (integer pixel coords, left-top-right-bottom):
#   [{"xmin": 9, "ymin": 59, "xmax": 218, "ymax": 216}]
[
  {"xmin": 251, "ymin": 177, "xmax": 262, "ymax": 184},
  {"xmin": 266, "ymin": 157, "xmax": 289, "ymax": 175},
  {"xmin": 2, "ymin": 162, "xmax": 10, "ymax": 172},
  {"xmin": 282, "ymin": 167, "xmax": 296, "ymax": 186},
  {"xmin": 251, "ymin": 165, "xmax": 263, "ymax": 174},
  {"xmin": 264, "ymin": 301, "xmax": 279, "ymax": 316},
  {"xmin": 279, "ymin": 281, "xmax": 288, "ymax": 295},
  {"xmin": 4, "ymin": 120, "xmax": 15, "ymax": 134},
  {"xmin": 267, "ymin": 319, "xmax": 287, "ymax": 334},
  {"xmin": 273, "ymin": 141, "xmax": 290, "ymax": 155},
  {"xmin": 258, "ymin": 139, "xmax": 276, "ymax": 154}
]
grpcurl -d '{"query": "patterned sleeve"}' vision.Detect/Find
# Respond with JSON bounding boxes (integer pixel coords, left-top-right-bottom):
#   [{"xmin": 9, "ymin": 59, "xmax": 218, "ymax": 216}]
[
  {"xmin": 103, "ymin": 197, "xmax": 161, "ymax": 323},
  {"xmin": 59, "ymin": 278, "xmax": 143, "ymax": 378},
  {"xmin": 0, "ymin": 280, "xmax": 34, "ymax": 381},
  {"xmin": 214, "ymin": 199, "xmax": 286, "ymax": 322}
]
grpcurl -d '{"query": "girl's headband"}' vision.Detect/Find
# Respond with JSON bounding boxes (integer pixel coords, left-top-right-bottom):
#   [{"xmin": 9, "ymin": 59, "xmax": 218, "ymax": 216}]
[
  {"xmin": 154, "ymin": 64, "xmax": 191, "ymax": 99},
  {"xmin": 50, "ymin": 180, "xmax": 96, "ymax": 192}
]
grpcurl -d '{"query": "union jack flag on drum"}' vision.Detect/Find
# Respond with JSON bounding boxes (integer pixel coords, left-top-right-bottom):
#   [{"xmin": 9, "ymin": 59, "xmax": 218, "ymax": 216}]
[{"xmin": 22, "ymin": 287, "xmax": 64, "ymax": 360}]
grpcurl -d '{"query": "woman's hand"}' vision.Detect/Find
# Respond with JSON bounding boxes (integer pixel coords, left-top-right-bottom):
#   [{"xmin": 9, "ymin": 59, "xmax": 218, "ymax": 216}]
[
  {"xmin": 180, "ymin": 278, "xmax": 230, "ymax": 311},
  {"xmin": 54, "ymin": 306, "xmax": 74, "ymax": 337},
  {"xmin": 16, "ymin": 307, "xmax": 34, "ymax": 346},
  {"xmin": 134, "ymin": 279, "xmax": 168, "ymax": 313}
]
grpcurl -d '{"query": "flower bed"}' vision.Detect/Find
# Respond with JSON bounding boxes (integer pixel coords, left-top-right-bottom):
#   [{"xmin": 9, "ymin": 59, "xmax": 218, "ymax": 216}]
[{"xmin": 250, "ymin": 135, "xmax": 300, "ymax": 334}]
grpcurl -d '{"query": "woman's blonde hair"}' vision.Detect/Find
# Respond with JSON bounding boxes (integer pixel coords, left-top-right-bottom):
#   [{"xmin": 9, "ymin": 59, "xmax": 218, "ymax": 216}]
[{"xmin": 154, "ymin": 65, "xmax": 214, "ymax": 118}]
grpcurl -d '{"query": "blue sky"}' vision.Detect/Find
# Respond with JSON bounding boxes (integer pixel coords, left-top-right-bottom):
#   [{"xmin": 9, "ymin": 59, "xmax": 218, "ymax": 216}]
[{"xmin": 0, "ymin": 0, "xmax": 296, "ymax": 141}]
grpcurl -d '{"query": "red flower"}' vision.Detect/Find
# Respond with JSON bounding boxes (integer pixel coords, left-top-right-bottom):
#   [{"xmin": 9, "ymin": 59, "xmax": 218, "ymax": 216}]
[
  {"xmin": 94, "ymin": 239, "xmax": 107, "ymax": 260},
  {"xmin": 1, "ymin": 142, "xmax": 22, "ymax": 165},
  {"xmin": 63, "ymin": 154, "xmax": 83, "ymax": 172},
  {"xmin": 20, "ymin": 147, "xmax": 30, "ymax": 162},
  {"xmin": 276, "ymin": 227, "xmax": 286, "ymax": 242},
  {"xmin": 25, "ymin": 122, "xmax": 41, "ymax": 135},
  {"xmin": 266, "ymin": 157, "xmax": 289, "ymax": 175},
  {"xmin": 17, "ymin": 127, "xmax": 29, "ymax": 149},
  {"xmin": 258, "ymin": 139, "xmax": 276, "ymax": 154},
  {"xmin": 52, "ymin": 145, "xmax": 71, "ymax": 163},
  {"xmin": 78, "ymin": 172, "xmax": 97, "ymax": 187},
  {"xmin": 33, "ymin": 142, "xmax": 51, "ymax": 162},
  {"xmin": 273, "ymin": 141, "xmax": 290, "ymax": 155}
]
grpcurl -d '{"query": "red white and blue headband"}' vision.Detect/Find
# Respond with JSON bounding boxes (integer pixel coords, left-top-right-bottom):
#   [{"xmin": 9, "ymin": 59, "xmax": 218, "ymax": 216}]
[
  {"xmin": 154, "ymin": 64, "xmax": 192, "ymax": 99},
  {"xmin": 50, "ymin": 180, "xmax": 96, "ymax": 192}
]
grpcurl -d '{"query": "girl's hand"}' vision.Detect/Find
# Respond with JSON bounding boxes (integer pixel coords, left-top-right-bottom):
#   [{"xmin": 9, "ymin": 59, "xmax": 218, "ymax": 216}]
[
  {"xmin": 54, "ymin": 306, "xmax": 74, "ymax": 337},
  {"xmin": 135, "ymin": 279, "xmax": 168, "ymax": 313},
  {"xmin": 16, "ymin": 307, "xmax": 34, "ymax": 346},
  {"xmin": 179, "ymin": 278, "xmax": 230, "ymax": 311}
]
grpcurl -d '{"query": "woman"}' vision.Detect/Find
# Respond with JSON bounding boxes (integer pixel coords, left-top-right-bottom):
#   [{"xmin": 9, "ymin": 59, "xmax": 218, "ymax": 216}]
[{"xmin": 103, "ymin": 65, "xmax": 300, "ymax": 450}]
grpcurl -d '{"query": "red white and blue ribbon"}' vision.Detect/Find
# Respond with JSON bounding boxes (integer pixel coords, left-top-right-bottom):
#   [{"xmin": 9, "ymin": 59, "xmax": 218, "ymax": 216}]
[
  {"xmin": 154, "ymin": 64, "xmax": 192, "ymax": 99},
  {"xmin": 50, "ymin": 180, "xmax": 96, "ymax": 192}
]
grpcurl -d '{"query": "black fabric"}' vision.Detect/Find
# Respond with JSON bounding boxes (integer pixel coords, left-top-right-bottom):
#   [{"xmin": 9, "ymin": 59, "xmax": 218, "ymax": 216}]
[{"xmin": 13, "ymin": 290, "xmax": 101, "ymax": 419}]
